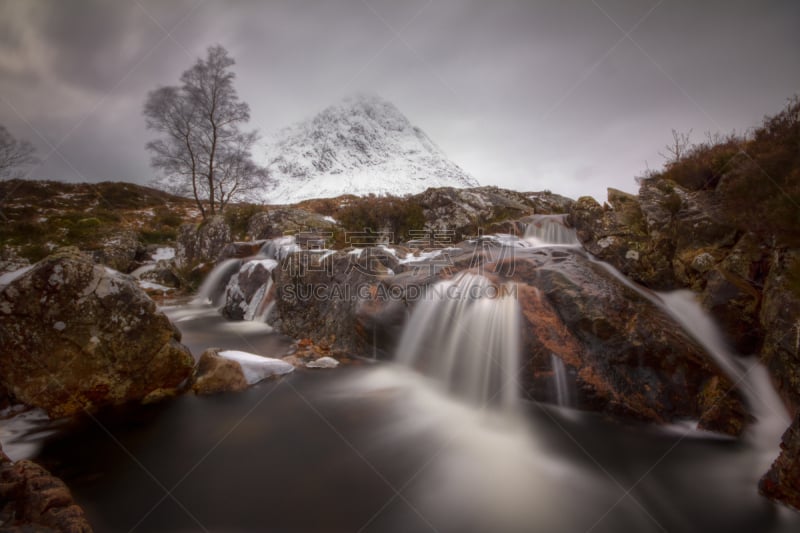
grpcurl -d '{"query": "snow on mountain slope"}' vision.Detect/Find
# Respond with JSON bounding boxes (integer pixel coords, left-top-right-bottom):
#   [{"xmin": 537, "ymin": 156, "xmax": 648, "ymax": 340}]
[{"xmin": 248, "ymin": 94, "xmax": 479, "ymax": 204}]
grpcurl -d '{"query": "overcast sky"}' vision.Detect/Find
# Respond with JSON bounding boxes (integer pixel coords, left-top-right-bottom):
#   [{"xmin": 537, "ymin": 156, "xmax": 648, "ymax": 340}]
[{"xmin": 0, "ymin": 0, "xmax": 798, "ymax": 202}]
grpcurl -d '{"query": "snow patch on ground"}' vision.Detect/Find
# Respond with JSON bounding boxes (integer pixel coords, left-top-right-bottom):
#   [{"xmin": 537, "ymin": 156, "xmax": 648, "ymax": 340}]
[
  {"xmin": 218, "ymin": 350, "xmax": 294, "ymax": 384},
  {"xmin": 152, "ymin": 247, "xmax": 175, "ymax": 261},
  {"xmin": 306, "ymin": 356, "xmax": 340, "ymax": 369},
  {"xmin": 138, "ymin": 280, "xmax": 173, "ymax": 292},
  {"xmin": 0, "ymin": 265, "xmax": 34, "ymax": 286}
]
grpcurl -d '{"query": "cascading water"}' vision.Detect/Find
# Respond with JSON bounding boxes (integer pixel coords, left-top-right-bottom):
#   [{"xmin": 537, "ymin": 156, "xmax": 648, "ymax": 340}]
[
  {"xmin": 523, "ymin": 214, "xmax": 580, "ymax": 247},
  {"xmin": 192, "ymin": 258, "xmax": 242, "ymax": 306},
  {"xmin": 590, "ymin": 252, "xmax": 788, "ymax": 463},
  {"xmin": 658, "ymin": 290, "xmax": 790, "ymax": 468},
  {"xmin": 550, "ymin": 354, "xmax": 574, "ymax": 408},
  {"xmin": 260, "ymin": 235, "xmax": 301, "ymax": 260},
  {"xmin": 395, "ymin": 272, "xmax": 521, "ymax": 409}
]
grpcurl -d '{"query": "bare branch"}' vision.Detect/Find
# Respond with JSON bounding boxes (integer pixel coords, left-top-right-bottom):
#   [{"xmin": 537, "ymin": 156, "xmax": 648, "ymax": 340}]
[
  {"xmin": 0, "ymin": 125, "xmax": 38, "ymax": 180},
  {"xmin": 143, "ymin": 45, "xmax": 268, "ymax": 218}
]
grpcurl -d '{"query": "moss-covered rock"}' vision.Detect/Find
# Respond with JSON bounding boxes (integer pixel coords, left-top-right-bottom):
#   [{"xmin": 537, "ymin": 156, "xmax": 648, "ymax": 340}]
[{"xmin": 0, "ymin": 250, "xmax": 194, "ymax": 417}]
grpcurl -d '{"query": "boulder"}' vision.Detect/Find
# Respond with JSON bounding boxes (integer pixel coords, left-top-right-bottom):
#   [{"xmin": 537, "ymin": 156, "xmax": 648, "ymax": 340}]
[
  {"xmin": 0, "ymin": 250, "xmax": 194, "ymax": 418},
  {"xmin": 217, "ymin": 241, "xmax": 265, "ymax": 261},
  {"xmin": 222, "ymin": 258, "xmax": 278, "ymax": 320},
  {"xmin": 138, "ymin": 260, "xmax": 182, "ymax": 289},
  {"xmin": 92, "ymin": 230, "xmax": 144, "ymax": 273},
  {"xmin": 760, "ymin": 411, "xmax": 800, "ymax": 511},
  {"xmin": 0, "ymin": 442, "xmax": 92, "ymax": 532},
  {"xmin": 175, "ymin": 215, "xmax": 232, "ymax": 268},
  {"xmin": 192, "ymin": 348, "xmax": 293, "ymax": 395},
  {"xmin": 273, "ymin": 251, "xmax": 381, "ymax": 354},
  {"xmin": 191, "ymin": 348, "xmax": 248, "ymax": 395},
  {"xmin": 246, "ymin": 209, "xmax": 335, "ymax": 241}
]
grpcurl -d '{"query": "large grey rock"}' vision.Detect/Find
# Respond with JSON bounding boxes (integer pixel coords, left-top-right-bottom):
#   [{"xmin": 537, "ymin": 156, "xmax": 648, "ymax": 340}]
[
  {"xmin": 175, "ymin": 215, "xmax": 232, "ymax": 268},
  {"xmin": 247, "ymin": 208, "xmax": 335, "ymax": 240},
  {"xmin": 0, "ymin": 250, "xmax": 194, "ymax": 418},
  {"xmin": 92, "ymin": 230, "xmax": 144, "ymax": 273}
]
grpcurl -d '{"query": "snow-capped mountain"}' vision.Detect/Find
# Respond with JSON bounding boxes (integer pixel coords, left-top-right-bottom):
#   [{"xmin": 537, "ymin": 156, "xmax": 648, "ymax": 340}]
[{"xmin": 248, "ymin": 94, "xmax": 479, "ymax": 204}]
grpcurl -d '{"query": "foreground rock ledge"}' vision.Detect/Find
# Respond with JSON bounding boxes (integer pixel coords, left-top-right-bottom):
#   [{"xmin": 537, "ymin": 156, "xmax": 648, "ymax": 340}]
[
  {"xmin": 0, "ymin": 442, "xmax": 92, "ymax": 532},
  {"xmin": 760, "ymin": 412, "xmax": 800, "ymax": 511},
  {"xmin": 0, "ymin": 250, "xmax": 194, "ymax": 418}
]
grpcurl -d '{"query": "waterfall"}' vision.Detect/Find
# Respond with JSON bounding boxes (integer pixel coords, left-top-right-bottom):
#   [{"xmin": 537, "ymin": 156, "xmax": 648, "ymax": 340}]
[
  {"xmin": 523, "ymin": 214, "xmax": 580, "ymax": 246},
  {"xmin": 192, "ymin": 258, "xmax": 242, "ymax": 306},
  {"xmin": 260, "ymin": 236, "xmax": 301, "ymax": 261},
  {"xmin": 395, "ymin": 272, "xmax": 521, "ymax": 410},
  {"xmin": 243, "ymin": 279, "xmax": 272, "ymax": 321},
  {"xmin": 550, "ymin": 354, "xmax": 574, "ymax": 408},
  {"xmin": 658, "ymin": 290, "xmax": 789, "ymax": 468}
]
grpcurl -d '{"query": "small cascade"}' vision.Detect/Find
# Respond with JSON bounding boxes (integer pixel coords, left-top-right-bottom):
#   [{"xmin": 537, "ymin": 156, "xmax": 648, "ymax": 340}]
[
  {"xmin": 589, "ymin": 255, "xmax": 788, "ymax": 458},
  {"xmin": 523, "ymin": 214, "xmax": 580, "ymax": 246},
  {"xmin": 243, "ymin": 279, "xmax": 272, "ymax": 321},
  {"xmin": 395, "ymin": 272, "xmax": 521, "ymax": 410},
  {"xmin": 192, "ymin": 258, "xmax": 242, "ymax": 306},
  {"xmin": 260, "ymin": 236, "xmax": 301, "ymax": 261},
  {"xmin": 256, "ymin": 299, "xmax": 276, "ymax": 323},
  {"xmin": 550, "ymin": 354, "xmax": 574, "ymax": 408},
  {"xmin": 658, "ymin": 290, "xmax": 790, "ymax": 465}
]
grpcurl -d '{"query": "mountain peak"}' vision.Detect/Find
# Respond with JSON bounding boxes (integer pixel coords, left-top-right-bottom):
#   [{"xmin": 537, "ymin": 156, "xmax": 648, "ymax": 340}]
[{"xmin": 248, "ymin": 95, "xmax": 479, "ymax": 204}]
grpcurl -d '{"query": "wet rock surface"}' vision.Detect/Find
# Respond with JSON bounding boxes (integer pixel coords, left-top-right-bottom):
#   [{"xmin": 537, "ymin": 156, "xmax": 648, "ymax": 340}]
[{"xmin": 494, "ymin": 248, "xmax": 747, "ymax": 434}]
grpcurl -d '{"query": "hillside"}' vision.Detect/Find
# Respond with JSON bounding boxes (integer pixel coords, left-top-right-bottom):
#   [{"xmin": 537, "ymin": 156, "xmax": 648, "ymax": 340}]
[{"xmin": 0, "ymin": 180, "xmax": 201, "ymax": 262}]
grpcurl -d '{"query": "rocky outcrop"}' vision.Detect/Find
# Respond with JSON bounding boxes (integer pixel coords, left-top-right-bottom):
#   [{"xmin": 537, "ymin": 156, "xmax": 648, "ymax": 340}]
[
  {"xmin": 0, "ymin": 442, "xmax": 92, "ymax": 532},
  {"xmin": 0, "ymin": 250, "xmax": 194, "ymax": 418},
  {"xmin": 175, "ymin": 215, "xmax": 232, "ymax": 268},
  {"xmin": 569, "ymin": 180, "xmax": 774, "ymax": 355},
  {"xmin": 760, "ymin": 249, "xmax": 800, "ymax": 408},
  {"xmin": 568, "ymin": 189, "xmax": 675, "ymax": 289},
  {"xmin": 138, "ymin": 261, "xmax": 182, "ymax": 290},
  {"xmin": 564, "ymin": 174, "xmax": 800, "ymax": 505},
  {"xmin": 412, "ymin": 187, "xmax": 545, "ymax": 240},
  {"xmin": 493, "ymin": 248, "xmax": 746, "ymax": 434},
  {"xmin": 191, "ymin": 348, "xmax": 248, "ymax": 395},
  {"xmin": 760, "ymin": 411, "xmax": 800, "ymax": 510},
  {"xmin": 247, "ymin": 209, "xmax": 335, "ymax": 241}
]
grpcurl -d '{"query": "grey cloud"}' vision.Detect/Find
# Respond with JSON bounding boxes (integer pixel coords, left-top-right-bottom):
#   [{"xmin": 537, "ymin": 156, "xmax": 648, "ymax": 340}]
[{"xmin": 0, "ymin": 0, "xmax": 798, "ymax": 202}]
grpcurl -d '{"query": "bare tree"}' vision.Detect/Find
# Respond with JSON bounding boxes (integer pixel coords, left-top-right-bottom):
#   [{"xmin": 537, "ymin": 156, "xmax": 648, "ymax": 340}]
[
  {"xmin": 659, "ymin": 128, "xmax": 693, "ymax": 163},
  {"xmin": 144, "ymin": 45, "xmax": 265, "ymax": 218},
  {"xmin": 0, "ymin": 124, "xmax": 38, "ymax": 180}
]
